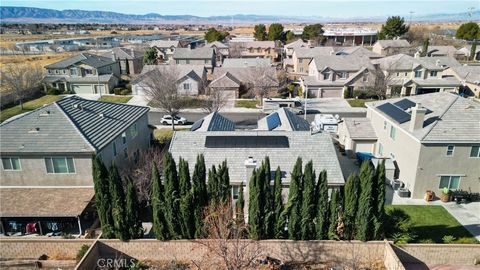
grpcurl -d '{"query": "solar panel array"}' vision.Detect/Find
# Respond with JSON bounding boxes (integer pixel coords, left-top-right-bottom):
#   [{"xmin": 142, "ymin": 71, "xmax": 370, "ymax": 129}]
[
  {"xmin": 266, "ymin": 112, "xmax": 281, "ymax": 131},
  {"xmin": 394, "ymin": 99, "xmax": 416, "ymax": 110},
  {"xmin": 190, "ymin": 119, "xmax": 204, "ymax": 131},
  {"xmin": 205, "ymin": 135, "xmax": 289, "ymax": 148},
  {"xmin": 377, "ymin": 102, "xmax": 411, "ymax": 124}
]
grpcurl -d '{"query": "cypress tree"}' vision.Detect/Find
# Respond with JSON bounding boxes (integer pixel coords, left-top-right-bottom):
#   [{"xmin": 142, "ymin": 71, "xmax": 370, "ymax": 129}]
[
  {"xmin": 108, "ymin": 164, "xmax": 128, "ymax": 240},
  {"xmin": 207, "ymin": 165, "xmax": 218, "ymax": 204},
  {"xmin": 355, "ymin": 161, "xmax": 374, "ymax": 241},
  {"xmin": 179, "ymin": 158, "xmax": 194, "ymax": 239},
  {"xmin": 219, "ymin": 160, "xmax": 231, "ymax": 203},
  {"xmin": 151, "ymin": 162, "xmax": 171, "ymax": 240},
  {"xmin": 328, "ymin": 189, "xmax": 342, "ymax": 240},
  {"xmin": 236, "ymin": 182, "xmax": 245, "ymax": 224},
  {"xmin": 273, "ymin": 167, "xmax": 285, "ymax": 239},
  {"xmin": 125, "ymin": 176, "xmax": 143, "ymax": 239},
  {"xmin": 262, "ymin": 157, "xmax": 274, "ymax": 239},
  {"xmin": 315, "ymin": 170, "xmax": 329, "ymax": 239},
  {"xmin": 163, "ymin": 152, "xmax": 182, "ymax": 238},
  {"xmin": 286, "ymin": 157, "xmax": 302, "ymax": 240},
  {"xmin": 192, "ymin": 154, "xmax": 207, "ymax": 238},
  {"xmin": 92, "ymin": 155, "xmax": 114, "ymax": 238},
  {"xmin": 343, "ymin": 174, "xmax": 360, "ymax": 240},
  {"xmin": 373, "ymin": 160, "xmax": 386, "ymax": 240},
  {"xmin": 300, "ymin": 161, "xmax": 316, "ymax": 240},
  {"xmin": 248, "ymin": 169, "xmax": 262, "ymax": 239}
]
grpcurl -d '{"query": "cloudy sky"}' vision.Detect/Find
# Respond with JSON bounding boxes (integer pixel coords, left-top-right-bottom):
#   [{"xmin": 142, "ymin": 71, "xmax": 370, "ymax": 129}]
[{"xmin": 2, "ymin": 0, "xmax": 478, "ymax": 18}]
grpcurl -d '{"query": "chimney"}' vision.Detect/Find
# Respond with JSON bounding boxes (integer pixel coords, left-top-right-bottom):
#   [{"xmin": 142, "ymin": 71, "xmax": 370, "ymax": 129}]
[
  {"xmin": 307, "ymin": 40, "xmax": 312, "ymax": 47},
  {"xmin": 414, "ymin": 51, "xmax": 420, "ymax": 58},
  {"xmin": 110, "ymin": 51, "xmax": 115, "ymax": 61},
  {"xmin": 435, "ymin": 59, "xmax": 440, "ymax": 67},
  {"xmin": 409, "ymin": 103, "xmax": 427, "ymax": 132}
]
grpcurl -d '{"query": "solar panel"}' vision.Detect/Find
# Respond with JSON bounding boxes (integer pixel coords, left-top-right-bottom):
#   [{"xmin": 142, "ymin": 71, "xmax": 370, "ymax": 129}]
[
  {"xmin": 394, "ymin": 99, "xmax": 416, "ymax": 110},
  {"xmin": 205, "ymin": 136, "xmax": 289, "ymax": 148},
  {"xmin": 377, "ymin": 102, "xmax": 411, "ymax": 124},
  {"xmin": 266, "ymin": 112, "xmax": 281, "ymax": 131},
  {"xmin": 190, "ymin": 119, "xmax": 204, "ymax": 131}
]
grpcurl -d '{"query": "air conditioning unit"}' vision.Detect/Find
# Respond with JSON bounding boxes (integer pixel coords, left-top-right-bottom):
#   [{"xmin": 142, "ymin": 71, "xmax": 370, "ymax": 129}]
[{"xmin": 398, "ymin": 188, "xmax": 411, "ymax": 198}]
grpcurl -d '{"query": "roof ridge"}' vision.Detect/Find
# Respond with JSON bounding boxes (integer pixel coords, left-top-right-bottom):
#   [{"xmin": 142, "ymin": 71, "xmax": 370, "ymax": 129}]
[
  {"xmin": 54, "ymin": 102, "xmax": 97, "ymax": 152},
  {"xmin": 420, "ymin": 94, "xmax": 459, "ymax": 141}
]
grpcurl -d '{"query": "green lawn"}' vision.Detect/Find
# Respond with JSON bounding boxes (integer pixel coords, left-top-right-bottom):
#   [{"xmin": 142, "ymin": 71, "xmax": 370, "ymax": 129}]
[
  {"xmin": 98, "ymin": 95, "xmax": 132, "ymax": 103},
  {"xmin": 347, "ymin": 99, "xmax": 374, "ymax": 108},
  {"xmin": 235, "ymin": 99, "xmax": 258, "ymax": 108},
  {"xmin": 385, "ymin": 205, "xmax": 477, "ymax": 244},
  {"xmin": 1, "ymin": 95, "xmax": 64, "ymax": 122},
  {"xmin": 148, "ymin": 97, "xmax": 207, "ymax": 109}
]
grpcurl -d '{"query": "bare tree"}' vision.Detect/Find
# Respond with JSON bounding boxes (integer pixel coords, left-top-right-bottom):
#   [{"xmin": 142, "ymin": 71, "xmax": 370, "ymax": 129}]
[
  {"xmin": 194, "ymin": 202, "xmax": 262, "ymax": 270},
  {"xmin": 141, "ymin": 67, "xmax": 185, "ymax": 130},
  {"xmin": 228, "ymin": 42, "xmax": 244, "ymax": 58},
  {"xmin": 1, "ymin": 63, "xmax": 43, "ymax": 110},
  {"xmin": 248, "ymin": 64, "xmax": 279, "ymax": 105}
]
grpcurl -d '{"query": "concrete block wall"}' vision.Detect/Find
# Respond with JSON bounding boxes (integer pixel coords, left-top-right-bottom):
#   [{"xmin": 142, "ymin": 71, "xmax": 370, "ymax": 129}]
[
  {"xmin": 0, "ymin": 238, "xmax": 94, "ymax": 260},
  {"xmin": 397, "ymin": 244, "xmax": 480, "ymax": 265}
]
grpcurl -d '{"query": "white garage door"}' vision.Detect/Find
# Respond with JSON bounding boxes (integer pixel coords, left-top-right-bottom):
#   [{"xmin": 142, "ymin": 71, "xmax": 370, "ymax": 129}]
[
  {"xmin": 321, "ymin": 88, "xmax": 343, "ymax": 98},
  {"xmin": 354, "ymin": 142, "xmax": 374, "ymax": 154},
  {"xmin": 71, "ymin": 84, "xmax": 92, "ymax": 94}
]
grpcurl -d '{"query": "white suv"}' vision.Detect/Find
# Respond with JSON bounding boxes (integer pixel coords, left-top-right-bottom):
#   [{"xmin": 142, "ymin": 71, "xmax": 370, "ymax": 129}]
[{"xmin": 160, "ymin": 115, "xmax": 187, "ymax": 125}]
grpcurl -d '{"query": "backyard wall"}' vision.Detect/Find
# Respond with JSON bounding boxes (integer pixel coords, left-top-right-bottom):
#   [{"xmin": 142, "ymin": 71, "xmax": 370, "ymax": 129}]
[
  {"xmin": 0, "ymin": 238, "xmax": 94, "ymax": 260},
  {"xmin": 396, "ymin": 244, "xmax": 480, "ymax": 266}
]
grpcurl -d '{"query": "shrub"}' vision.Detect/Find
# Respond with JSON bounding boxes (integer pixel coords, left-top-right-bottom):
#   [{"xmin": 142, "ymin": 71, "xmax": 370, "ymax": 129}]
[
  {"xmin": 76, "ymin": 244, "xmax": 90, "ymax": 261},
  {"xmin": 442, "ymin": 235, "xmax": 456, "ymax": 244},
  {"xmin": 46, "ymin": 87, "xmax": 61, "ymax": 95},
  {"xmin": 343, "ymin": 88, "xmax": 351, "ymax": 99},
  {"xmin": 153, "ymin": 129, "xmax": 174, "ymax": 145},
  {"xmin": 418, "ymin": 239, "xmax": 435, "ymax": 244},
  {"xmin": 454, "ymin": 237, "xmax": 478, "ymax": 244},
  {"xmin": 393, "ymin": 232, "xmax": 415, "ymax": 244}
]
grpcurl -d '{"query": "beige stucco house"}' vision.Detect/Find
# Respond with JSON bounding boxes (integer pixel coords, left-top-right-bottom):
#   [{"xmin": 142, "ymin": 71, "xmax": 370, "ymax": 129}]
[
  {"xmin": 358, "ymin": 92, "xmax": 480, "ymax": 199},
  {"xmin": 372, "ymin": 39, "xmax": 412, "ymax": 56},
  {"xmin": 173, "ymin": 47, "xmax": 216, "ymax": 72},
  {"xmin": 443, "ymin": 65, "xmax": 480, "ymax": 98}
]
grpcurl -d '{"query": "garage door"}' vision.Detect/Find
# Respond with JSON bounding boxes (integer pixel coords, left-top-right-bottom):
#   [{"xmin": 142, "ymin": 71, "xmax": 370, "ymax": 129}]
[
  {"xmin": 354, "ymin": 142, "xmax": 374, "ymax": 154},
  {"xmin": 71, "ymin": 84, "xmax": 92, "ymax": 94},
  {"xmin": 321, "ymin": 88, "xmax": 343, "ymax": 98}
]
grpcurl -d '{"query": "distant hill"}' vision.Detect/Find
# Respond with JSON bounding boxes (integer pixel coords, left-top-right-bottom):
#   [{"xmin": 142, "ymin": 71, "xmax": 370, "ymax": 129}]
[{"xmin": 1, "ymin": 6, "xmax": 478, "ymax": 24}]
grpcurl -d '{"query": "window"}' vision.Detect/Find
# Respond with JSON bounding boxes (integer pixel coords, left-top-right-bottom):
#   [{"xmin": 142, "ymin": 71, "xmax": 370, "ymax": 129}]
[
  {"xmin": 129, "ymin": 123, "xmax": 138, "ymax": 138},
  {"xmin": 183, "ymin": 83, "xmax": 190, "ymax": 90},
  {"xmin": 205, "ymin": 59, "xmax": 209, "ymax": 64},
  {"xmin": 430, "ymin": 71, "xmax": 438, "ymax": 77},
  {"xmin": 232, "ymin": 186, "xmax": 240, "ymax": 200},
  {"xmin": 383, "ymin": 121, "xmax": 387, "ymax": 130},
  {"xmin": 414, "ymin": 70, "xmax": 422, "ymax": 78},
  {"xmin": 389, "ymin": 126, "xmax": 396, "ymax": 140},
  {"xmin": 45, "ymin": 157, "xmax": 75, "ymax": 174},
  {"xmin": 378, "ymin": 143, "xmax": 384, "ymax": 156},
  {"xmin": 323, "ymin": 72, "xmax": 330, "ymax": 80},
  {"xmin": 55, "ymin": 70, "xmax": 59, "ymax": 74},
  {"xmin": 70, "ymin": 68, "xmax": 77, "ymax": 75},
  {"xmin": 439, "ymin": 176, "xmax": 460, "ymax": 190},
  {"xmin": 48, "ymin": 70, "xmax": 53, "ymax": 74},
  {"xmin": 396, "ymin": 72, "xmax": 400, "ymax": 76},
  {"xmin": 84, "ymin": 69, "xmax": 93, "ymax": 75},
  {"xmin": 299, "ymin": 59, "xmax": 303, "ymax": 63},
  {"xmin": 176, "ymin": 60, "xmax": 180, "ymax": 64},
  {"xmin": 446, "ymin": 145, "xmax": 454, "ymax": 156},
  {"xmin": 62, "ymin": 70, "xmax": 66, "ymax": 74},
  {"xmin": 113, "ymin": 141, "xmax": 117, "ymax": 157},
  {"xmin": 470, "ymin": 146, "xmax": 480, "ymax": 157},
  {"xmin": 339, "ymin": 72, "xmax": 348, "ymax": 79},
  {"xmin": 186, "ymin": 60, "xmax": 190, "ymax": 64},
  {"xmin": 122, "ymin": 132, "xmax": 127, "ymax": 144},
  {"xmin": 299, "ymin": 67, "xmax": 303, "ymax": 73},
  {"xmin": 404, "ymin": 72, "xmax": 408, "ymax": 76},
  {"xmin": 2, "ymin": 157, "xmax": 21, "ymax": 171}
]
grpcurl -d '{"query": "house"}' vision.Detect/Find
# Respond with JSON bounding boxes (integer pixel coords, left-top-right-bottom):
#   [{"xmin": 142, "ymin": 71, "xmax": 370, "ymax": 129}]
[
  {"xmin": 102, "ymin": 47, "xmax": 144, "ymax": 75},
  {"xmin": 337, "ymin": 118, "xmax": 378, "ymax": 157},
  {"xmin": 209, "ymin": 66, "xmax": 279, "ymax": 100},
  {"xmin": 372, "ymin": 54, "xmax": 461, "ymax": 96},
  {"xmin": 42, "ymin": 53, "xmax": 120, "ymax": 94},
  {"xmin": 207, "ymin": 41, "xmax": 229, "ymax": 63},
  {"xmin": 222, "ymin": 58, "xmax": 271, "ymax": 68},
  {"xmin": 150, "ymin": 40, "xmax": 180, "ymax": 63},
  {"xmin": 240, "ymin": 41, "xmax": 278, "ymax": 59},
  {"xmin": 169, "ymin": 130, "xmax": 345, "ymax": 202},
  {"xmin": 191, "ymin": 112, "xmax": 236, "ymax": 131},
  {"xmin": 0, "ymin": 96, "xmax": 150, "ymax": 236},
  {"xmin": 372, "ymin": 39, "xmax": 412, "ymax": 56},
  {"xmin": 443, "ymin": 65, "xmax": 480, "ymax": 97},
  {"xmin": 173, "ymin": 47, "xmax": 216, "ymax": 71},
  {"xmin": 284, "ymin": 39, "xmax": 310, "ymax": 58},
  {"xmin": 257, "ymin": 108, "xmax": 310, "ymax": 131},
  {"xmin": 355, "ymin": 92, "xmax": 480, "ymax": 199},
  {"xmin": 131, "ymin": 65, "xmax": 207, "ymax": 96},
  {"xmin": 455, "ymin": 45, "xmax": 480, "ymax": 61},
  {"xmin": 417, "ymin": 45, "xmax": 458, "ymax": 58},
  {"xmin": 300, "ymin": 55, "xmax": 376, "ymax": 98},
  {"xmin": 323, "ymin": 28, "xmax": 378, "ymax": 46}
]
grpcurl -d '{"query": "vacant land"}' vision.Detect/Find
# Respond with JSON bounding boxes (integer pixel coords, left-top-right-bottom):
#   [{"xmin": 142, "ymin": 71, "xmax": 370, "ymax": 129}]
[
  {"xmin": 98, "ymin": 95, "xmax": 132, "ymax": 103},
  {"xmin": 385, "ymin": 205, "xmax": 477, "ymax": 244},
  {"xmin": 0, "ymin": 95, "xmax": 64, "ymax": 122}
]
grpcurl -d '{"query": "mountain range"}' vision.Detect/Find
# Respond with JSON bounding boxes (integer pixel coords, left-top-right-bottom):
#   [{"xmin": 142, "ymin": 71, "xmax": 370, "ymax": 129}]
[{"xmin": 1, "ymin": 6, "xmax": 478, "ymax": 24}]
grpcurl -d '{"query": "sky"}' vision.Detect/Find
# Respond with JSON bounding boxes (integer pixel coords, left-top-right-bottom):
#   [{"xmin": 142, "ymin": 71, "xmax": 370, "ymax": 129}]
[{"xmin": 1, "ymin": 0, "xmax": 479, "ymax": 18}]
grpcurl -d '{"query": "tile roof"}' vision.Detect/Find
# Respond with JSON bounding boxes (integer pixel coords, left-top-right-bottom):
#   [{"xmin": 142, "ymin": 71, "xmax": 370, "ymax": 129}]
[
  {"xmin": 367, "ymin": 92, "xmax": 480, "ymax": 142},
  {"xmin": 207, "ymin": 41, "xmax": 228, "ymax": 49},
  {"xmin": 293, "ymin": 47, "xmax": 337, "ymax": 58},
  {"xmin": 312, "ymin": 55, "xmax": 374, "ymax": 71},
  {"xmin": 0, "ymin": 188, "xmax": 94, "ymax": 217},
  {"xmin": 45, "ymin": 53, "xmax": 116, "ymax": 69},
  {"xmin": 449, "ymin": 65, "xmax": 480, "ymax": 83},
  {"xmin": 169, "ymin": 131, "xmax": 345, "ymax": 185},
  {"xmin": 103, "ymin": 47, "xmax": 144, "ymax": 60},
  {"xmin": 243, "ymin": 41, "xmax": 276, "ymax": 48},
  {"xmin": 42, "ymin": 74, "xmax": 115, "ymax": 84},
  {"xmin": 149, "ymin": 40, "xmax": 180, "ymax": 48},
  {"xmin": 285, "ymin": 39, "xmax": 309, "ymax": 49},
  {"xmin": 211, "ymin": 66, "xmax": 279, "ymax": 87},
  {"xmin": 132, "ymin": 64, "xmax": 205, "ymax": 84},
  {"xmin": 173, "ymin": 47, "xmax": 214, "ymax": 59},
  {"xmin": 375, "ymin": 39, "xmax": 411, "ymax": 48},
  {"xmin": 209, "ymin": 72, "xmax": 242, "ymax": 88},
  {"xmin": 372, "ymin": 54, "xmax": 460, "ymax": 71},
  {"xmin": 0, "ymin": 96, "xmax": 149, "ymax": 153},
  {"xmin": 343, "ymin": 118, "xmax": 377, "ymax": 139},
  {"xmin": 222, "ymin": 58, "xmax": 271, "ymax": 68},
  {"xmin": 257, "ymin": 108, "xmax": 310, "ymax": 131},
  {"xmin": 191, "ymin": 112, "xmax": 236, "ymax": 131}
]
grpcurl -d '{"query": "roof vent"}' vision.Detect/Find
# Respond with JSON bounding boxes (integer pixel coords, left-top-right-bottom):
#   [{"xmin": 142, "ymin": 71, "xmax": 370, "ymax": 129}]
[
  {"xmin": 39, "ymin": 110, "xmax": 51, "ymax": 117},
  {"xmin": 73, "ymin": 104, "xmax": 83, "ymax": 110},
  {"xmin": 28, "ymin": 127, "xmax": 40, "ymax": 133},
  {"xmin": 98, "ymin": 112, "xmax": 105, "ymax": 118}
]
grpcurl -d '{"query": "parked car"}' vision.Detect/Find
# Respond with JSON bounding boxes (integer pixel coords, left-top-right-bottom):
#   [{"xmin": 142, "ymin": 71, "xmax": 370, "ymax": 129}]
[{"xmin": 160, "ymin": 115, "xmax": 187, "ymax": 125}]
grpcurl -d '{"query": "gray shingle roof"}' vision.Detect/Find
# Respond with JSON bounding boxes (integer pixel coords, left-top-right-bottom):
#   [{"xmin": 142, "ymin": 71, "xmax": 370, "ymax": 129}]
[
  {"xmin": 173, "ymin": 47, "xmax": 214, "ymax": 59},
  {"xmin": 372, "ymin": 54, "xmax": 460, "ymax": 71},
  {"xmin": 207, "ymin": 41, "xmax": 228, "ymax": 49},
  {"xmin": 312, "ymin": 55, "xmax": 373, "ymax": 72},
  {"xmin": 367, "ymin": 92, "xmax": 480, "ymax": 142},
  {"xmin": 149, "ymin": 40, "xmax": 180, "ymax": 48},
  {"xmin": 169, "ymin": 131, "xmax": 345, "ymax": 185},
  {"xmin": 222, "ymin": 58, "xmax": 271, "ymax": 68},
  {"xmin": 191, "ymin": 112, "xmax": 236, "ymax": 131},
  {"xmin": 132, "ymin": 65, "xmax": 205, "ymax": 85},
  {"xmin": 375, "ymin": 39, "xmax": 411, "ymax": 48},
  {"xmin": 42, "ymin": 74, "xmax": 114, "ymax": 84},
  {"xmin": 343, "ymin": 118, "xmax": 377, "ymax": 139},
  {"xmin": 102, "ymin": 47, "xmax": 144, "ymax": 60},
  {"xmin": 294, "ymin": 47, "xmax": 337, "ymax": 58},
  {"xmin": 0, "ymin": 96, "xmax": 149, "ymax": 154},
  {"xmin": 449, "ymin": 65, "xmax": 480, "ymax": 83},
  {"xmin": 45, "ymin": 53, "xmax": 116, "ymax": 69},
  {"xmin": 212, "ymin": 67, "xmax": 279, "ymax": 87},
  {"xmin": 257, "ymin": 108, "xmax": 310, "ymax": 131},
  {"xmin": 209, "ymin": 72, "xmax": 242, "ymax": 88}
]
